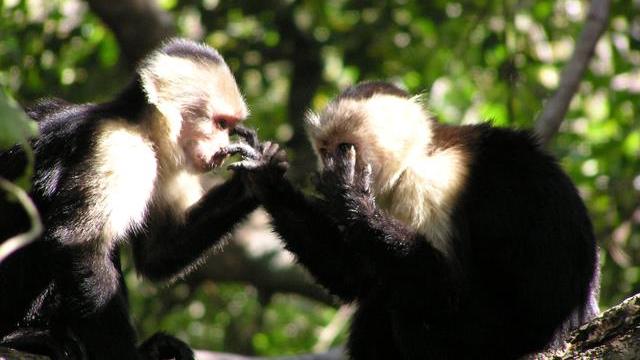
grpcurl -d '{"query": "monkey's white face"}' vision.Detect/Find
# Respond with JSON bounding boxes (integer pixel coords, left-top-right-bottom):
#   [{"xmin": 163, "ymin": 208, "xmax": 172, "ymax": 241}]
[
  {"xmin": 306, "ymin": 94, "xmax": 431, "ymax": 195},
  {"xmin": 179, "ymin": 113, "xmax": 243, "ymax": 172},
  {"xmin": 141, "ymin": 52, "xmax": 249, "ymax": 172},
  {"xmin": 176, "ymin": 90, "xmax": 247, "ymax": 172}
]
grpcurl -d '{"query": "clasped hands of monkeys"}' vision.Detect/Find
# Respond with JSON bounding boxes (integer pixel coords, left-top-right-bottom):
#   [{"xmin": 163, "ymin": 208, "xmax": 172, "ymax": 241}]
[{"xmin": 226, "ymin": 126, "xmax": 376, "ymax": 221}]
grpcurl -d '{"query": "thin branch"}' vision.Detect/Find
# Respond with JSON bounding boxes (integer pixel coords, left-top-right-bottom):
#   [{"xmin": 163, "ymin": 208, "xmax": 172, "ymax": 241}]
[
  {"xmin": 186, "ymin": 210, "xmax": 337, "ymax": 306},
  {"xmin": 194, "ymin": 348, "xmax": 344, "ymax": 360},
  {"xmin": 0, "ymin": 178, "xmax": 43, "ymax": 263},
  {"xmin": 86, "ymin": 0, "xmax": 176, "ymax": 66},
  {"xmin": 313, "ymin": 305, "xmax": 354, "ymax": 353},
  {"xmin": 534, "ymin": 0, "xmax": 611, "ymax": 146},
  {"xmin": 0, "ymin": 347, "xmax": 344, "ymax": 360},
  {"xmin": 188, "ymin": 239, "xmax": 337, "ymax": 307}
]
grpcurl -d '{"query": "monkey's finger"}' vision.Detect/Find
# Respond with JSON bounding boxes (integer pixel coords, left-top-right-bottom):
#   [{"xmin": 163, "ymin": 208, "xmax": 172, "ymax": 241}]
[
  {"xmin": 334, "ymin": 144, "xmax": 355, "ymax": 175},
  {"xmin": 277, "ymin": 161, "xmax": 290, "ymax": 171},
  {"xmin": 223, "ymin": 143, "xmax": 261, "ymax": 160},
  {"xmin": 323, "ymin": 156, "xmax": 336, "ymax": 172},
  {"xmin": 265, "ymin": 142, "xmax": 281, "ymax": 159},
  {"xmin": 228, "ymin": 160, "xmax": 261, "ymax": 171},
  {"xmin": 332, "ymin": 146, "xmax": 355, "ymax": 185},
  {"xmin": 232, "ymin": 125, "xmax": 260, "ymax": 148},
  {"xmin": 345, "ymin": 145, "xmax": 357, "ymax": 184},
  {"xmin": 358, "ymin": 163, "xmax": 373, "ymax": 193},
  {"xmin": 273, "ymin": 149, "xmax": 288, "ymax": 163},
  {"xmin": 335, "ymin": 143, "xmax": 356, "ymax": 159},
  {"xmin": 259, "ymin": 141, "xmax": 272, "ymax": 154}
]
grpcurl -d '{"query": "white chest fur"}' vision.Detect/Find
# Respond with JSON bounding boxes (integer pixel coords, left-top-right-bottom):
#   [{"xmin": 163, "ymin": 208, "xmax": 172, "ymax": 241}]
[
  {"xmin": 384, "ymin": 147, "xmax": 468, "ymax": 259},
  {"xmin": 92, "ymin": 120, "xmax": 158, "ymax": 241}
]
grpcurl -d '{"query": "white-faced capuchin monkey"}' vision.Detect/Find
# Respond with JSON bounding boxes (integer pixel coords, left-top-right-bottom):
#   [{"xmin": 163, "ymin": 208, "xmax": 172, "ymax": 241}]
[
  {"xmin": 232, "ymin": 81, "xmax": 600, "ymax": 359},
  {"xmin": 0, "ymin": 39, "xmax": 261, "ymax": 360}
]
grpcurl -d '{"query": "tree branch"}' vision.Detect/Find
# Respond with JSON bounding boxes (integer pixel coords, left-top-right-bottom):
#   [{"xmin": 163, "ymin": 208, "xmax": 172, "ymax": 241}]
[
  {"xmin": 187, "ymin": 210, "xmax": 337, "ymax": 307},
  {"xmin": 534, "ymin": 0, "xmax": 611, "ymax": 146},
  {"xmin": 0, "ymin": 347, "xmax": 346, "ymax": 360},
  {"xmin": 274, "ymin": 10, "xmax": 323, "ymax": 185},
  {"xmin": 313, "ymin": 305, "xmax": 354, "ymax": 353},
  {"xmin": 535, "ymin": 293, "xmax": 640, "ymax": 359},
  {"xmin": 0, "ymin": 178, "xmax": 42, "ymax": 263},
  {"xmin": 194, "ymin": 348, "xmax": 344, "ymax": 360},
  {"xmin": 86, "ymin": 0, "xmax": 176, "ymax": 66}
]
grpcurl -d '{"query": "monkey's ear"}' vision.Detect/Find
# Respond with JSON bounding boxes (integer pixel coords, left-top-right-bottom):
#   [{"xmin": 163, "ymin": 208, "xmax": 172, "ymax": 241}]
[
  {"xmin": 139, "ymin": 55, "xmax": 166, "ymax": 107},
  {"xmin": 140, "ymin": 74, "xmax": 160, "ymax": 106},
  {"xmin": 138, "ymin": 54, "xmax": 185, "ymax": 141},
  {"xmin": 138, "ymin": 51, "xmax": 189, "ymax": 107}
]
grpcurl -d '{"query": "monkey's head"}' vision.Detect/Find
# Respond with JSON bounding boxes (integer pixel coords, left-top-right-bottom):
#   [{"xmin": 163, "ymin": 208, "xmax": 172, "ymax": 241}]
[
  {"xmin": 306, "ymin": 81, "xmax": 432, "ymax": 195},
  {"xmin": 139, "ymin": 39, "xmax": 248, "ymax": 172}
]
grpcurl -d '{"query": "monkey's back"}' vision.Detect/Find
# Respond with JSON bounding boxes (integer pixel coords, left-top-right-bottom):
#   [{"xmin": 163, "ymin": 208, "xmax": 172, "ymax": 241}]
[
  {"xmin": 0, "ymin": 101, "xmax": 103, "ymax": 335},
  {"xmin": 451, "ymin": 124, "xmax": 598, "ymax": 356}
]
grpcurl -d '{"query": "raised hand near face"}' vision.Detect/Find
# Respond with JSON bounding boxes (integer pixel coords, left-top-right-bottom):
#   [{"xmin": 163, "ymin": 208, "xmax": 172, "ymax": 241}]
[
  {"xmin": 226, "ymin": 126, "xmax": 289, "ymax": 200},
  {"xmin": 314, "ymin": 144, "xmax": 375, "ymax": 219}
]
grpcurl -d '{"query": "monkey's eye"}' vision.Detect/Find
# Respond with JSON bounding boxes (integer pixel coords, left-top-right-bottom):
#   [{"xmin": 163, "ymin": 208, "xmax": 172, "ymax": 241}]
[
  {"xmin": 214, "ymin": 116, "xmax": 235, "ymax": 131},
  {"xmin": 216, "ymin": 119, "xmax": 228, "ymax": 130}
]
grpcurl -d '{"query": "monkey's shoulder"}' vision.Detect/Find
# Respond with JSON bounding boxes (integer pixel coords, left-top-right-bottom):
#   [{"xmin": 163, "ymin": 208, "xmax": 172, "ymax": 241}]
[
  {"xmin": 433, "ymin": 123, "xmax": 557, "ymax": 175},
  {"xmin": 25, "ymin": 97, "xmax": 72, "ymax": 121},
  {"xmin": 438, "ymin": 123, "xmax": 583, "ymax": 220},
  {"xmin": 433, "ymin": 122, "xmax": 538, "ymax": 153}
]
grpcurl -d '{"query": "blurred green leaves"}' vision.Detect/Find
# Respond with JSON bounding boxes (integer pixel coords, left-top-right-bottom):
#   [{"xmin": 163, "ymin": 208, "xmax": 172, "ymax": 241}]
[
  {"xmin": 0, "ymin": 91, "xmax": 37, "ymax": 190},
  {"xmin": 0, "ymin": 91, "xmax": 36, "ymax": 150}
]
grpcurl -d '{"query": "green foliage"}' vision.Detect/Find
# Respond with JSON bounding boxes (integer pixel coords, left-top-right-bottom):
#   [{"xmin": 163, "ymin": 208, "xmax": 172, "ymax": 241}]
[
  {"xmin": 0, "ymin": 91, "xmax": 36, "ymax": 149},
  {"xmin": 0, "ymin": 90, "xmax": 37, "ymax": 189},
  {"xmin": 124, "ymin": 252, "xmax": 342, "ymax": 355},
  {"xmin": 2, "ymin": 0, "xmax": 639, "ymax": 355},
  {"xmin": 0, "ymin": 0, "xmax": 126, "ymax": 103}
]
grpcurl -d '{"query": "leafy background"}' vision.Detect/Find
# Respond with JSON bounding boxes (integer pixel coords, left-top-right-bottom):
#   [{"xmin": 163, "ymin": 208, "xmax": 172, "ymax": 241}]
[{"xmin": 1, "ymin": 0, "xmax": 639, "ymax": 356}]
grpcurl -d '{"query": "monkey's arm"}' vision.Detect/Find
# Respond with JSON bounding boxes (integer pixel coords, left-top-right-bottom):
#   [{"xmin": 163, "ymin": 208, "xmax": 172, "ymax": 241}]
[
  {"xmin": 264, "ymin": 178, "xmax": 374, "ymax": 302},
  {"xmin": 132, "ymin": 174, "xmax": 258, "ymax": 281},
  {"xmin": 232, "ymin": 142, "xmax": 375, "ymax": 302}
]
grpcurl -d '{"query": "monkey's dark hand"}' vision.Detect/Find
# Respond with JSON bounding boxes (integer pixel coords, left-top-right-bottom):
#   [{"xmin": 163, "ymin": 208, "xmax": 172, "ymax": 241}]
[
  {"xmin": 213, "ymin": 125, "xmax": 263, "ymax": 166},
  {"xmin": 315, "ymin": 144, "xmax": 375, "ymax": 219},
  {"xmin": 231, "ymin": 124, "xmax": 260, "ymax": 149},
  {"xmin": 138, "ymin": 332, "xmax": 194, "ymax": 360},
  {"xmin": 227, "ymin": 139, "xmax": 289, "ymax": 200}
]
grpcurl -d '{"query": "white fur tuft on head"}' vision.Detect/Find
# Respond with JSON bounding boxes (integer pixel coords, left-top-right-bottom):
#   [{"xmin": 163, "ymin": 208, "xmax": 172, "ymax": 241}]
[{"xmin": 304, "ymin": 109, "xmax": 321, "ymax": 129}]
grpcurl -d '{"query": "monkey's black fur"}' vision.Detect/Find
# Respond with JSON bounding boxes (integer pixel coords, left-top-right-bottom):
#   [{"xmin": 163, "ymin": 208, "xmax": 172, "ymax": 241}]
[
  {"xmin": 239, "ymin": 107, "xmax": 598, "ymax": 358},
  {"xmin": 335, "ymin": 80, "xmax": 409, "ymax": 101},
  {"xmin": 0, "ymin": 41, "xmax": 257, "ymax": 359}
]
